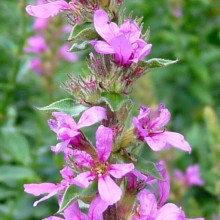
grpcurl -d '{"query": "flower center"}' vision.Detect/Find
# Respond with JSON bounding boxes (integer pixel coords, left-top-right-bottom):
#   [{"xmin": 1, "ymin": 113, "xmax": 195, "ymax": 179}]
[{"xmin": 91, "ymin": 162, "xmax": 109, "ymax": 177}]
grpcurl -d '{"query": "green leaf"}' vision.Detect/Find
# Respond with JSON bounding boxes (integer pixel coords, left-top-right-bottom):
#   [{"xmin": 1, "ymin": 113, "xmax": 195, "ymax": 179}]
[
  {"xmin": 69, "ymin": 28, "xmax": 99, "ymax": 42},
  {"xmin": 135, "ymin": 157, "xmax": 163, "ymax": 180},
  {"xmin": 68, "ymin": 40, "xmax": 92, "ymax": 52},
  {"xmin": 58, "ymin": 182, "xmax": 97, "ymax": 213},
  {"xmin": 36, "ymin": 98, "xmax": 88, "ymax": 116},
  {"xmin": 100, "ymin": 92, "xmax": 130, "ymax": 112},
  {"xmin": 140, "ymin": 58, "xmax": 178, "ymax": 68},
  {"xmin": 1, "ymin": 129, "xmax": 31, "ymax": 165},
  {"xmin": 0, "ymin": 166, "xmax": 37, "ymax": 182}
]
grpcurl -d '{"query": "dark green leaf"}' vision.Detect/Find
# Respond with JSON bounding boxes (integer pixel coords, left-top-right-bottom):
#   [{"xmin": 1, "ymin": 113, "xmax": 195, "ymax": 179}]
[
  {"xmin": 58, "ymin": 182, "xmax": 97, "ymax": 213},
  {"xmin": 135, "ymin": 157, "xmax": 163, "ymax": 180},
  {"xmin": 35, "ymin": 98, "xmax": 88, "ymax": 116},
  {"xmin": 100, "ymin": 92, "xmax": 130, "ymax": 112}
]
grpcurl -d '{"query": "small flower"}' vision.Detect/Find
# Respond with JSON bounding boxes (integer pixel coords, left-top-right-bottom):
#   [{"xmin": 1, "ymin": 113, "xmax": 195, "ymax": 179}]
[
  {"xmin": 24, "ymin": 35, "xmax": 49, "ymax": 53},
  {"xmin": 48, "ymin": 106, "xmax": 107, "ymax": 153},
  {"xmin": 175, "ymin": 164, "xmax": 204, "ymax": 187},
  {"xmin": 92, "ymin": 9, "xmax": 152, "ymax": 67},
  {"xmin": 73, "ymin": 125, "xmax": 134, "ymax": 205},
  {"xmin": 33, "ymin": 18, "xmax": 49, "ymax": 31},
  {"xmin": 29, "ymin": 57, "xmax": 43, "ymax": 74},
  {"xmin": 24, "ymin": 167, "xmax": 79, "ymax": 206},
  {"xmin": 133, "ymin": 104, "xmax": 191, "ymax": 153},
  {"xmin": 26, "ymin": 0, "xmax": 72, "ymax": 19},
  {"xmin": 59, "ymin": 44, "xmax": 78, "ymax": 62}
]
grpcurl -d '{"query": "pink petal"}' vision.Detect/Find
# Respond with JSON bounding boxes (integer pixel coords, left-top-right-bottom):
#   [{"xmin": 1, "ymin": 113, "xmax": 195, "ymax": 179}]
[
  {"xmin": 109, "ymin": 34, "xmax": 133, "ymax": 65},
  {"xmin": 98, "ymin": 175, "xmax": 122, "ymax": 205},
  {"xmin": 119, "ymin": 19, "xmax": 141, "ymax": 43},
  {"xmin": 186, "ymin": 165, "xmax": 204, "ymax": 186},
  {"xmin": 137, "ymin": 189, "xmax": 158, "ymax": 218},
  {"xmin": 43, "ymin": 217, "xmax": 63, "ymax": 220},
  {"xmin": 94, "ymin": 9, "xmax": 119, "ymax": 42},
  {"xmin": 77, "ymin": 106, "xmax": 107, "ymax": 129},
  {"xmin": 155, "ymin": 203, "xmax": 184, "ymax": 220},
  {"xmin": 26, "ymin": 1, "xmax": 71, "ymax": 19},
  {"xmin": 24, "ymin": 183, "xmax": 58, "ymax": 196},
  {"xmin": 64, "ymin": 201, "xmax": 87, "ymax": 220},
  {"xmin": 59, "ymin": 44, "xmax": 78, "ymax": 62},
  {"xmin": 72, "ymin": 150, "xmax": 94, "ymax": 168},
  {"xmin": 96, "ymin": 125, "xmax": 113, "ymax": 162},
  {"xmin": 150, "ymin": 104, "xmax": 171, "ymax": 130},
  {"xmin": 160, "ymin": 131, "xmax": 192, "ymax": 153},
  {"xmin": 92, "ymin": 40, "xmax": 115, "ymax": 54},
  {"xmin": 144, "ymin": 136, "xmax": 167, "ymax": 151},
  {"xmin": 51, "ymin": 139, "xmax": 71, "ymax": 153},
  {"xmin": 74, "ymin": 171, "xmax": 95, "ymax": 188},
  {"xmin": 108, "ymin": 163, "xmax": 134, "ymax": 178},
  {"xmin": 88, "ymin": 195, "xmax": 109, "ymax": 219}
]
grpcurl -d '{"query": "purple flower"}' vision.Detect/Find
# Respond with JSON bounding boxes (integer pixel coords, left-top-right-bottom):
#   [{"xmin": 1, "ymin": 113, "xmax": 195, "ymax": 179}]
[
  {"xmin": 175, "ymin": 164, "xmax": 204, "ymax": 187},
  {"xmin": 92, "ymin": 9, "xmax": 152, "ymax": 67},
  {"xmin": 24, "ymin": 166, "xmax": 79, "ymax": 206},
  {"xmin": 34, "ymin": 18, "xmax": 49, "ymax": 31},
  {"xmin": 59, "ymin": 44, "xmax": 78, "ymax": 62},
  {"xmin": 24, "ymin": 35, "xmax": 49, "ymax": 53},
  {"xmin": 43, "ymin": 195, "xmax": 108, "ymax": 220},
  {"xmin": 73, "ymin": 125, "xmax": 134, "ymax": 205},
  {"xmin": 26, "ymin": 0, "xmax": 72, "ymax": 19},
  {"xmin": 133, "ymin": 189, "xmax": 204, "ymax": 220},
  {"xmin": 29, "ymin": 57, "xmax": 43, "ymax": 74},
  {"xmin": 48, "ymin": 106, "xmax": 107, "ymax": 153},
  {"xmin": 133, "ymin": 104, "xmax": 191, "ymax": 153}
]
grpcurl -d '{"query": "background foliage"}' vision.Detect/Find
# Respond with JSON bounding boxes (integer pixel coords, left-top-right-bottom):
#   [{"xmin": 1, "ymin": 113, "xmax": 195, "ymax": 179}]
[{"xmin": 0, "ymin": 0, "xmax": 219, "ymax": 219}]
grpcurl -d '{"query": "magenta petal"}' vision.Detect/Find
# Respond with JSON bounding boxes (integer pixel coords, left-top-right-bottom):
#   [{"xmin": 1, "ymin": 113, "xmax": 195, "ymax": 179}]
[
  {"xmin": 137, "ymin": 189, "xmax": 158, "ymax": 218},
  {"xmin": 74, "ymin": 171, "xmax": 95, "ymax": 188},
  {"xmin": 150, "ymin": 104, "xmax": 171, "ymax": 130},
  {"xmin": 186, "ymin": 165, "xmax": 204, "ymax": 186},
  {"xmin": 88, "ymin": 195, "xmax": 109, "ymax": 219},
  {"xmin": 24, "ymin": 183, "xmax": 58, "ymax": 196},
  {"xmin": 51, "ymin": 139, "xmax": 71, "ymax": 153},
  {"xmin": 92, "ymin": 40, "xmax": 115, "ymax": 54},
  {"xmin": 64, "ymin": 201, "xmax": 87, "ymax": 220},
  {"xmin": 96, "ymin": 125, "xmax": 113, "ymax": 162},
  {"xmin": 77, "ymin": 106, "xmax": 107, "ymax": 129},
  {"xmin": 108, "ymin": 163, "xmax": 134, "ymax": 178},
  {"xmin": 26, "ymin": 1, "xmax": 71, "ymax": 19},
  {"xmin": 72, "ymin": 150, "xmax": 94, "ymax": 167},
  {"xmin": 109, "ymin": 34, "xmax": 133, "ymax": 65},
  {"xmin": 160, "ymin": 131, "xmax": 192, "ymax": 153},
  {"xmin": 94, "ymin": 9, "xmax": 119, "ymax": 42},
  {"xmin": 144, "ymin": 136, "xmax": 167, "ymax": 151},
  {"xmin": 43, "ymin": 217, "xmax": 63, "ymax": 220},
  {"xmin": 119, "ymin": 19, "xmax": 141, "ymax": 43},
  {"xmin": 155, "ymin": 203, "xmax": 184, "ymax": 220},
  {"xmin": 98, "ymin": 175, "xmax": 122, "ymax": 205}
]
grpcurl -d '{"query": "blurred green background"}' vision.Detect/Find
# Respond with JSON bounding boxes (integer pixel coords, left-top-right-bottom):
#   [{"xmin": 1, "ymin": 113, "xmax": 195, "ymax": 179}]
[{"xmin": 0, "ymin": 0, "xmax": 219, "ymax": 219}]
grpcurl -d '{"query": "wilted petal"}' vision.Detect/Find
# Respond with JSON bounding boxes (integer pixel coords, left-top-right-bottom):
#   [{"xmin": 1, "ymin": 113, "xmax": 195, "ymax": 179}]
[
  {"xmin": 92, "ymin": 40, "xmax": 115, "ymax": 54},
  {"xmin": 72, "ymin": 150, "xmax": 94, "ymax": 167},
  {"xmin": 96, "ymin": 125, "xmax": 113, "ymax": 162},
  {"xmin": 160, "ymin": 131, "xmax": 192, "ymax": 153},
  {"xmin": 74, "ymin": 171, "xmax": 95, "ymax": 188},
  {"xmin": 98, "ymin": 175, "xmax": 122, "ymax": 205},
  {"xmin": 26, "ymin": 1, "xmax": 71, "ymax": 19},
  {"xmin": 94, "ymin": 9, "xmax": 119, "ymax": 42},
  {"xmin": 77, "ymin": 106, "xmax": 107, "ymax": 129},
  {"xmin": 88, "ymin": 195, "xmax": 109, "ymax": 219},
  {"xmin": 64, "ymin": 201, "xmax": 87, "ymax": 220},
  {"xmin": 120, "ymin": 19, "xmax": 141, "ymax": 43},
  {"xmin": 109, "ymin": 163, "xmax": 134, "ymax": 178},
  {"xmin": 155, "ymin": 203, "xmax": 184, "ymax": 220},
  {"xmin": 109, "ymin": 34, "xmax": 133, "ymax": 65}
]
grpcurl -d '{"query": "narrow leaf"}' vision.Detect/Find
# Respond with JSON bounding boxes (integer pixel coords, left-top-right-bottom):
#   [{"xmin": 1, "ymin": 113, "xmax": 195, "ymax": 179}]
[
  {"xmin": 35, "ymin": 98, "xmax": 88, "ymax": 116},
  {"xmin": 68, "ymin": 40, "xmax": 91, "ymax": 52},
  {"xmin": 135, "ymin": 157, "xmax": 163, "ymax": 180},
  {"xmin": 139, "ymin": 58, "xmax": 178, "ymax": 68}
]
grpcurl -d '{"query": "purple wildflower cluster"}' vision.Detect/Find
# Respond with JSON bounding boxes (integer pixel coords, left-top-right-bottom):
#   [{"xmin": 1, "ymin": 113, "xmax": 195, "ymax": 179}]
[
  {"xmin": 24, "ymin": 0, "xmax": 77, "ymax": 75},
  {"xmin": 24, "ymin": 1, "xmax": 205, "ymax": 220}
]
